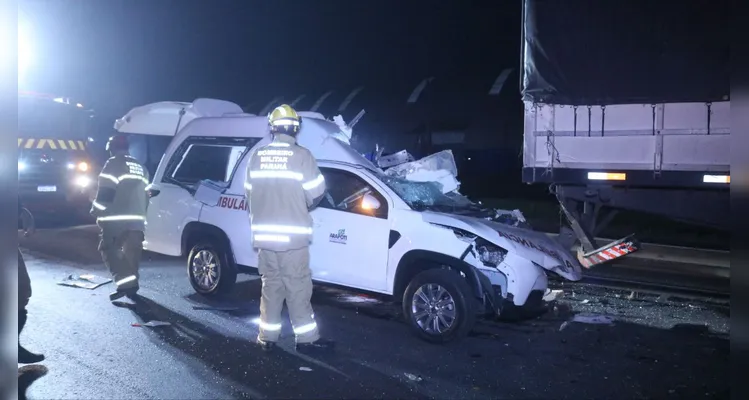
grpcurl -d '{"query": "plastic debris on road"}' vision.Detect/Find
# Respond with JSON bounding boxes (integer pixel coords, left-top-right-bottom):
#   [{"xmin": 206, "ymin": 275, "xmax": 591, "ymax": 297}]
[
  {"xmin": 543, "ymin": 289, "xmax": 564, "ymax": 302},
  {"xmin": 192, "ymin": 305, "xmax": 240, "ymax": 311},
  {"xmin": 132, "ymin": 320, "xmax": 172, "ymax": 328},
  {"xmin": 299, "ymin": 367, "xmax": 313, "ymax": 372},
  {"xmin": 57, "ymin": 274, "xmax": 112, "ymax": 289},
  {"xmin": 560, "ymin": 313, "xmax": 615, "ymax": 331}
]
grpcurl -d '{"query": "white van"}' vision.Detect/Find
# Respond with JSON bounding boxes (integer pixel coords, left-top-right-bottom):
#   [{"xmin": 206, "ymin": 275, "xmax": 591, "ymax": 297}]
[{"xmin": 117, "ymin": 100, "xmax": 585, "ymax": 343}]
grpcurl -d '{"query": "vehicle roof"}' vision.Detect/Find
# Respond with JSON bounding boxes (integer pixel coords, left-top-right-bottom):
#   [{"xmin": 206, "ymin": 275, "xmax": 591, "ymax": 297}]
[
  {"xmin": 169, "ymin": 112, "xmax": 379, "ymax": 170},
  {"xmin": 114, "ymin": 98, "xmax": 248, "ymax": 137}
]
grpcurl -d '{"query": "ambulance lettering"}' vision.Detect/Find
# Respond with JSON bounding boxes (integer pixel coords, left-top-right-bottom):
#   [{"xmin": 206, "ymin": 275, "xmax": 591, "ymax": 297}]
[{"xmin": 218, "ymin": 196, "xmax": 248, "ymax": 211}]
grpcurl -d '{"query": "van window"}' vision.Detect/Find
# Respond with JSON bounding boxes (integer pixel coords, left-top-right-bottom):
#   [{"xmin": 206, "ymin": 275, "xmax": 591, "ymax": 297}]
[
  {"xmin": 165, "ymin": 137, "xmax": 260, "ymax": 185},
  {"xmin": 318, "ymin": 167, "xmax": 388, "ymax": 219}
]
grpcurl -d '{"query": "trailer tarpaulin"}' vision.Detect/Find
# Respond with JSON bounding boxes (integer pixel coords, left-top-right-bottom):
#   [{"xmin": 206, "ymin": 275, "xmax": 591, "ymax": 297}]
[{"xmin": 521, "ymin": 0, "xmax": 729, "ymax": 105}]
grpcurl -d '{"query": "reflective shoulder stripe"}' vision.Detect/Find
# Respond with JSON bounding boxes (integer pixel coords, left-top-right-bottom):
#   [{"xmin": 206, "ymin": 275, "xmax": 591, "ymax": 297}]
[
  {"xmin": 92, "ymin": 201, "xmax": 107, "ymax": 210},
  {"xmin": 117, "ymin": 174, "xmax": 149, "ymax": 184},
  {"xmin": 99, "ymin": 173, "xmax": 119, "ymax": 184},
  {"xmin": 302, "ymin": 174, "xmax": 325, "ymax": 191}
]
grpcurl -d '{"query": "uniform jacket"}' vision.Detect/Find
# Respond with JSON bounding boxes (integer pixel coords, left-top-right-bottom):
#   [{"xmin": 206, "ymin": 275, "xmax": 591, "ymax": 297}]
[
  {"xmin": 90, "ymin": 154, "xmax": 150, "ymax": 233},
  {"xmin": 245, "ymin": 133, "xmax": 326, "ymax": 251}
]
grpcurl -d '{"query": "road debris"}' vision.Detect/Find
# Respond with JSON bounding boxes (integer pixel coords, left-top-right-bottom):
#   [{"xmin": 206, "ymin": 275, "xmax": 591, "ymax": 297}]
[
  {"xmin": 543, "ymin": 289, "xmax": 564, "ymax": 302},
  {"xmin": 404, "ymin": 372, "xmax": 423, "ymax": 382},
  {"xmin": 299, "ymin": 367, "xmax": 313, "ymax": 372},
  {"xmin": 572, "ymin": 313, "xmax": 615, "ymax": 325},
  {"xmin": 57, "ymin": 274, "xmax": 112, "ymax": 289},
  {"xmin": 192, "ymin": 306, "xmax": 240, "ymax": 311},
  {"xmin": 132, "ymin": 321, "xmax": 172, "ymax": 328},
  {"xmin": 560, "ymin": 313, "xmax": 615, "ymax": 331}
]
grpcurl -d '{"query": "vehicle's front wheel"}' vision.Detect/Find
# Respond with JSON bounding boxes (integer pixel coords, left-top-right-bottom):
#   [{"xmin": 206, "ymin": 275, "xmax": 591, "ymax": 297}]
[
  {"xmin": 187, "ymin": 241, "xmax": 237, "ymax": 296},
  {"xmin": 403, "ymin": 268, "xmax": 477, "ymax": 343}
]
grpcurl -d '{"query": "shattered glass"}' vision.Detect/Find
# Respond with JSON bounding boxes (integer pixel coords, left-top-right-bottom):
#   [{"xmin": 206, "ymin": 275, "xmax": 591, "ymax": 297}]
[
  {"xmin": 385, "ymin": 149, "xmax": 458, "ymax": 178},
  {"xmin": 384, "ymin": 150, "xmax": 460, "ymax": 193}
]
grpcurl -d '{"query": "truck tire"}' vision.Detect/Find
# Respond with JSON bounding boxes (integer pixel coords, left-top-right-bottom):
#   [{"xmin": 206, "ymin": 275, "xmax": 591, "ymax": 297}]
[
  {"xmin": 187, "ymin": 240, "xmax": 237, "ymax": 296},
  {"xmin": 402, "ymin": 268, "xmax": 477, "ymax": 343}
]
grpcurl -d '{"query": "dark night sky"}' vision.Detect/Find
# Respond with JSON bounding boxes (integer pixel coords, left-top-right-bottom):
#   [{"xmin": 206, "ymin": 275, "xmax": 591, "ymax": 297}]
[{"xmin": 20, "ymin": 0, "xmax": 521, "ymax": 130}]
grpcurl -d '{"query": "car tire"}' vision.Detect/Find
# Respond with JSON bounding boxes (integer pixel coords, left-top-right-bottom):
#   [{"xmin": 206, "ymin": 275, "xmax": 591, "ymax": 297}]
[
  {"xmin": 402, "ymin": 268, "xmax": 477, "ymax": 343},
  {"xmin": 187, "ymin": 240, "xmax": 237, "ymax": 296}
]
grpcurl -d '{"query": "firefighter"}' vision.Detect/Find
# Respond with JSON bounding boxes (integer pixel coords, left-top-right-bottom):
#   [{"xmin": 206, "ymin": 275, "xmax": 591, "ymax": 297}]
[
  {"xmin": 90, "ymin": 135, "xmax": 150, "ymax": 301},
  {"xmin": 245, "ymin": 104, "xmax": 334, "ymax": 354},
  {"xmin": 18, "ymin": 201, "xmax": 44, "ymax": 364}
]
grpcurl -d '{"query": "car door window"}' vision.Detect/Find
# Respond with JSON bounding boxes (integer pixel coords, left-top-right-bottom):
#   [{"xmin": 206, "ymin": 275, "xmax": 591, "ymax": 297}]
[
  {"xmin": 319, "ymin": 168, "xmax": 388, "ymax": 219},
  {"xmin": 163, "ymin": 137, "xmax": 260, "ymax": 186}
]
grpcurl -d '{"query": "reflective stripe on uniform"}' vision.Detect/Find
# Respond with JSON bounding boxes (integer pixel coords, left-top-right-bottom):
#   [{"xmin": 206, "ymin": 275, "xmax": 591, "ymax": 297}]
[
  {"xmin": 117, "ymin": 174, "xmax": 149, "ymax": 184},
  {"xmin": 251, "ymin": 224, "xmax": 312, "ymax": 235},
  {"xmin": 254, "ymin": 234, "xmax": 290, "ymax": 243},
  {"xmin": 99, "ymin": 173, "xmax": 147, "ymax": 185},
  {"xmin": 92, "ymin": 201, "xmax": 107, "ymax": 210},
  {"xmin": 99, "ymin": 173, "xmax": 119, "ymax": 184},
  {"xmin": 293, "ymin": 321, "xmax": 318, "ymax": 335},
  {"xmin": 259, "ymin": 320, "xmax": 282, "ymax": 331},
  {"xmin": 249, "ymin": 170, "xmax": 303, "ymax": 180},
  {"xmin": 267, "ymin": 141, "xmax": 291, "ymax": 147},
  {"xmin": 302, "ymin": 174, "xmax": 325, "ymax": 191},
  {"xmin": 116, "ymin": 275, "xmax": 137, "ymax": 287},
  {"xmin": 97, "ymin": 215, "xmax": 145, "ymax": 222}
]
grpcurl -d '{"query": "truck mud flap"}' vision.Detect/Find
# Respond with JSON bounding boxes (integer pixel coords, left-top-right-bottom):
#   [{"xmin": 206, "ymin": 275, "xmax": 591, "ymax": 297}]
[{"xmin": 576, "ymin": 234, "xmax": 641, "ymax": 268}]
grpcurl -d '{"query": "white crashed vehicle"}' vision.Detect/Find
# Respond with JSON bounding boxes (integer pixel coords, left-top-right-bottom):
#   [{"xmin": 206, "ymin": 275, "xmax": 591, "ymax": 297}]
[{"xmin": 116, "ymin": 99, "xmax": 583, "ymax": 343}]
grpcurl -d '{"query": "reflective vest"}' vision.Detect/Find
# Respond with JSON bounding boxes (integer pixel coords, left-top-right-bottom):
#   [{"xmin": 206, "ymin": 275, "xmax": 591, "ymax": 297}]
[
  {"xmin": 90, "ymin": 155, "xmax": 149, "ymax": 232},
  {"xmin": 245, "ymin": 134, "xmax": 326, "ymax": 251}
]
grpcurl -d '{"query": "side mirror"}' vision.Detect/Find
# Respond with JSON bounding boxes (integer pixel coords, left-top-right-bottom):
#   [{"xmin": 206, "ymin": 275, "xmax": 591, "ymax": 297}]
[{"xmin": 361, "ymin": 193, "xmax": 381, "ymax": 211}]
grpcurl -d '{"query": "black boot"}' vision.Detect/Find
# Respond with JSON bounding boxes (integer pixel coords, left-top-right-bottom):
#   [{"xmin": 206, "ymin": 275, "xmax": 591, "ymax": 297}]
[
  {"xmin": 257, "ymin": 338, "xmax": 277, "ymax": 351},
  {"xmin": 296, "ymin": 338, "xmax": 335, "ymax": 355},
  {"xmin": 18, "ymin": 310, "xmax": 44, "ymax": 364}
]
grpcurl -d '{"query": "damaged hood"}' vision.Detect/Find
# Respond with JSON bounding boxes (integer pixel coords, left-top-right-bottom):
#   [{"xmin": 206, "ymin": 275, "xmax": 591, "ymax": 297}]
[{"xmin": 422, "ymin": 211, "xmax": 582, "ymax": 281}]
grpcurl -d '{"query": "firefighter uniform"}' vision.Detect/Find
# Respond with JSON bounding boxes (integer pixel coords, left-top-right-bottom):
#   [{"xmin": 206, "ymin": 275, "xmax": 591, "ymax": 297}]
[
  {"xmin": 18, "ymin": 201, "xmax": 44, "ymax": 363},
  {"xmin": 91, "ymin": 138, "xmax": 150, "ymax": 300},
  {"xmin": 245, "ymin": 104, "xmax": 329, "ymax": 350}
]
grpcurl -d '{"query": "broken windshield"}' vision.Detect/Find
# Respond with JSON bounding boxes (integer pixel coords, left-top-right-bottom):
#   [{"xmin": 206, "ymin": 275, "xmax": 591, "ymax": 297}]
[{"xmin": 377, "ymin": 173, "xmax": 489, "ymax": 215}]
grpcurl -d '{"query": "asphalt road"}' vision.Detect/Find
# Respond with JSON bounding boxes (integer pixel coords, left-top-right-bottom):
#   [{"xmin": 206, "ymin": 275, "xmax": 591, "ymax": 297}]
[{"xmin": 18, "ymin": 224, "xmax": 730, "ymax": 399}]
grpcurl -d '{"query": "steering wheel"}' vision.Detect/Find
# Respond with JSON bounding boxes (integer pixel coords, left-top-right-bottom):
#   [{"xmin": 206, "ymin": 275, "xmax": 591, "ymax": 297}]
[
  {"xmin": 323, "ymin": 192, "xmax": 336, "ymax": 208},
  {"xmin": 336, "ymin": 187, "xmax": 370, "ymax": 211}
]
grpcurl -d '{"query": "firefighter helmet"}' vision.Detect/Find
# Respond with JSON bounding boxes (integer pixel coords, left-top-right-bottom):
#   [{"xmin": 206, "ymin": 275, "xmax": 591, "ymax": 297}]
[
  {"xmin": 268, "ymin": 104, "xmax": 302, "ymax": 135},
  {"xmin": 106, "ymin": 134, "xmax": 129, "ymax": 153}
]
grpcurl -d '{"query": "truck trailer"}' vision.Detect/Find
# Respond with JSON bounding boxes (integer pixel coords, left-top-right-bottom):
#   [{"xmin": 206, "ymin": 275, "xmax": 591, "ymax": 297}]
[{"xmin": 520, "ymin": 0, "xmax": 730, "ymax": 262}]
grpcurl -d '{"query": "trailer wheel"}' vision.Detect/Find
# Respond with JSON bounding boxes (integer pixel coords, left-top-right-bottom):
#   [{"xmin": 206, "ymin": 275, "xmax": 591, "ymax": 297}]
[{"xmin": 403, "ymin": 268, "xmax": 476, "ymax": 343}]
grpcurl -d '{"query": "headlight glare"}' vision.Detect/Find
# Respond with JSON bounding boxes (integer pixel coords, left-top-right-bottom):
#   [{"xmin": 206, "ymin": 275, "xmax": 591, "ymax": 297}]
[{"xmin": 74, "ymin": 175, "xmax": 91, "ymax": 187}]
